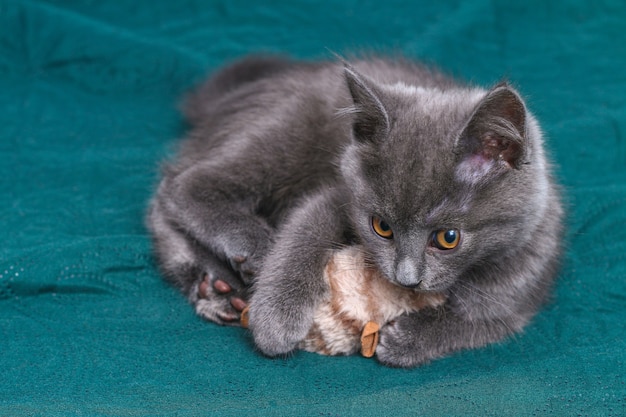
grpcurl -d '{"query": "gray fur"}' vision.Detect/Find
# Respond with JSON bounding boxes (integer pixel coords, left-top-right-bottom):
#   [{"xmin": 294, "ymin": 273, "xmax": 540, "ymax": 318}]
[{"xmin": 147, "ymin": 55, "xmax": 563, "ymax": 366}]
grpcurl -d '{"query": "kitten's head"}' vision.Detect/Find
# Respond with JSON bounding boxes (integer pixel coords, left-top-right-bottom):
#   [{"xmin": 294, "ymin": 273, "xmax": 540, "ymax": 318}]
[{"xmin": 340, "ymin": 66, "xmax": 550, "ymax": 292}]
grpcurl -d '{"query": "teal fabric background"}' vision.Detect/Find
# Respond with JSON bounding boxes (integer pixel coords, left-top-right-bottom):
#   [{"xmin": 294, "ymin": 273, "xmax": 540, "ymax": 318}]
[{"xmin": 1, "ymin": 0, "xmax": 625, "ymax": 415}]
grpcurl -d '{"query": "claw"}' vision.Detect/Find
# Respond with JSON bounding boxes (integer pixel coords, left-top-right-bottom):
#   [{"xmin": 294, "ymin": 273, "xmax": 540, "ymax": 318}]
[{"xmin": 232, "ymin": 255, "xmax": 247, "ymax": 264}]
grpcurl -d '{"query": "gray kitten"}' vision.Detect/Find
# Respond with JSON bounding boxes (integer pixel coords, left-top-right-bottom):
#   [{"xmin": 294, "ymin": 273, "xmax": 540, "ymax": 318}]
[{"xmin": 148, "ymin": 55, "xmax": 563, "ymax": 367}]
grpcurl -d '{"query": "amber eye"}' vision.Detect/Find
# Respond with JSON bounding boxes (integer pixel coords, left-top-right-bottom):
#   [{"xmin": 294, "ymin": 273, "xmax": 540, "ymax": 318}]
[
  {"xmin": 432, "ymin": 229, "xmax": 460, "ymax": 250},
  {"xmin": 372, "ymin": 216, "xmax": 393, "ymax": 239}
]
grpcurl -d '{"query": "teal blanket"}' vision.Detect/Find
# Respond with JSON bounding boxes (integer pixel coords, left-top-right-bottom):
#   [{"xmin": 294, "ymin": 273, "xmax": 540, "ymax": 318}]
[{"xmin": 2, "ymin": 1, "xmax": 625, "ymax": 415}]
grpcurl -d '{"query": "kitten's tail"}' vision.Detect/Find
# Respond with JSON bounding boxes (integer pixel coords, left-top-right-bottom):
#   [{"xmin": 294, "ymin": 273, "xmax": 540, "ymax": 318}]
[{"xmin": 183, "ymin": 55, "xmax": 296, "ymax": 125}]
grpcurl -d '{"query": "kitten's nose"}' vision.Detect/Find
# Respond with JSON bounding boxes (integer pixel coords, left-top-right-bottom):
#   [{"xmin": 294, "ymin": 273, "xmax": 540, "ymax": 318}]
[{"xmin": 395, "ymin": 258, "xmax": 422, "ymax": 288}]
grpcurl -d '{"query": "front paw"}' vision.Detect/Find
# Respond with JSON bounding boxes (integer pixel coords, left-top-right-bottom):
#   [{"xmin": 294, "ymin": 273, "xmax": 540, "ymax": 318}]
[
  {"xmin": 377, "ymin": 318, "xmax": 430, "ymax": 368},
  {"xmin": 247, "ymin": 298, "xmax": 312, "ymax": 357}
]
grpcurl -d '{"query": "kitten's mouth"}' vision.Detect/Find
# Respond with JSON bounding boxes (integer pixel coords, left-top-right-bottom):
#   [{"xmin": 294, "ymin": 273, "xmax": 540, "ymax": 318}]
[{"xmin": 401, "ymin": 280, "xmax": 423, "ymax": 290}]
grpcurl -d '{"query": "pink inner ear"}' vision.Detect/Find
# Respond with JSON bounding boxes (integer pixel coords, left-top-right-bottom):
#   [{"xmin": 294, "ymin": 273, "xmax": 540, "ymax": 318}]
[
  {"xmin": 480, "ymin": 132, "xmax": 520, "ymax": 168},
  {"xmin": 455, "ymin": 132, "xmax": 521, "ymax": 185},
  {"xmin": 482, "ymin": 133, "xmax": 502, "ymax": 155},
  {"xmin": 480, "ymin": 133, "xmax": 506, "ymax": 161}
]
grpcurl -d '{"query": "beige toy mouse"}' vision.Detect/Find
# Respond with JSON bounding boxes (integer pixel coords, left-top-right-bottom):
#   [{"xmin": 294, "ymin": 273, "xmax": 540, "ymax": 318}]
[{"xmin": 243, "ymin": 246, "xmax": 446, "ymax": 357}]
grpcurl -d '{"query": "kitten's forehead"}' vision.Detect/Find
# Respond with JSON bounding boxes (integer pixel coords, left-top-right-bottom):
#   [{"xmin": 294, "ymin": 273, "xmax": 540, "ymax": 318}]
[
  {"xmin": 369, "ymin": 84, "xmax": 487, "ymax": 220},
  {"xmin": 424, "ymin": 191, "xmax": 473, "ymax": 224},
  {"xmin": 382, "ymin": 83, "xmax": 486, "ymax": 166},
  {"xmin": 397, "ymin": 180, "xmax": 472, "ymax": 226},
  {"xmin": 384, "ymin": 82, "xmax": 486, "ymax": 118}
]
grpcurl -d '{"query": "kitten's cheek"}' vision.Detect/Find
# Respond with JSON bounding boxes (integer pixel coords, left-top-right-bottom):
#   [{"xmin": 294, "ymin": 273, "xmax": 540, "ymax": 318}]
[{"xmin": 418, "ymin": 279, "xmax": 449, "ymax": 292}]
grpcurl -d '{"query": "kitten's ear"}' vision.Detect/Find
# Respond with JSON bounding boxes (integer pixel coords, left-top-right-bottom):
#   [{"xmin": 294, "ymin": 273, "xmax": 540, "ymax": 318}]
[
  {"xmin": 344, "ymin": 65, "xmax": 390, "ymax": 142},
  {"xmin": 455, "ymin": 84, "xmax": 528, "ymax": 183}
]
